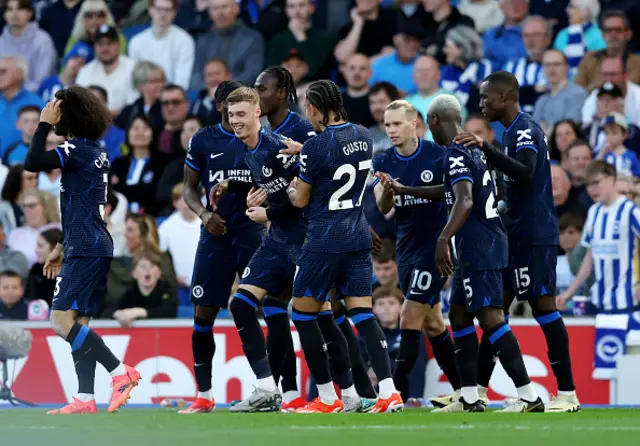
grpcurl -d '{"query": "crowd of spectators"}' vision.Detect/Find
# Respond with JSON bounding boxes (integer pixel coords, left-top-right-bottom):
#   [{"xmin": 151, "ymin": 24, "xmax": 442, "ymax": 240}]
[{"xmin": 2, "ymin": 0, "xmax": 640, "ymax": 321}]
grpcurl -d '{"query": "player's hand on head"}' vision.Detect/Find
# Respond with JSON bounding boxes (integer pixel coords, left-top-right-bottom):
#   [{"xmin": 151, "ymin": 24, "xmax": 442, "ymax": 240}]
[
  {"xmin": 201, "ymin": 211, "xmax": 226, "ymax": 235},
  {"xmin": 435, "ymin": 237, "xmax": 454, "ymax": 277},
  {"xmin": 210, "ymin": 180, "xmax": 229, "ymax": 211},
  {"xmin": 369, "ymin": 227, "xmax": 384, "ymax": 255},
  {"xmin": 40, "ymin": 99, "xmax": 63, "ymax": 125},
  {"xmin": 453, "ymin": 132, "xmax": 484, "ymax": 148},
  {"xmin": 279, "ymin": 138, "xmax": 303, "ymax": 155},
  {"xmin": 247, "ymin": 187, "xmax": 267, "ymax": 208},
  {"xmin": 246, "ymin": 206, "xmax": 268, "ymax": 223}
]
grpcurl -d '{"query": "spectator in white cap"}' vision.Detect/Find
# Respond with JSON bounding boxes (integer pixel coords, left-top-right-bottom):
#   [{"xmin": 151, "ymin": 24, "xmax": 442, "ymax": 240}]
[
  {"xmin": 596, "ymin": 112, "xmax": 640, "ymax": 178},
  {"xmin": 128, "ymin": 0, "xmax": 195, "ymax": 91},
  {"xmin": 533, "ymin": 49, "xmax": 588, "ymax": 133},
  {"xmin": 76, "ymin": 24, "xmax": 139, "ymax": 115},
  {"xmin": 440, "ymin": 25, "xmax": 492, "ymax": 108}
]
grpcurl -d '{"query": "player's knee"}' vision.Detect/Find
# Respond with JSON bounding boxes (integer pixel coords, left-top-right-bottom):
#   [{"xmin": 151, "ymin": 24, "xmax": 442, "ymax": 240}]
[
  {"xmin": 50, "ymin": 310, "xmax": 75, "ymax": 338},
  {"xmin": 262, "ymin": 295, "xmax": 289, "ymax": 311},
  {"xmin": 194, "ymin": 305, "xmax": 219, "ymax": 321},
  {"xmin": 423, "ymin": 312, "xmax": 446, "ymax": 338},
  {"xmin": 230, "ymin": 289, "xmax": 260, "ymax": 318},
  {"xmin": 477, "ymin": 308, "xmax": 505, "ymax": 332},
  {"xmin": 531, "ymin": 308, "xmax": 563, "ymax": 327},
  {"xmin": 348, "ymin": 307, "xmax": 375, "ymax": 325},
  {"xmin": 400, "ymin": 303, "xmax": 425, "ymax": 330},
  {"xmin": 531, "ymin": 295, "xmax": 557, "ymax": 313}
]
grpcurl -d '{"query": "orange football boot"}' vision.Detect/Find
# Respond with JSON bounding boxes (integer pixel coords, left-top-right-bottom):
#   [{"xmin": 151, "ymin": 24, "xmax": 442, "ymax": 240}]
[
  {"xmin": 369, "ymin": 392, "xmax": 404, "ymax": 413},
  {"xmin": 178, "ymin": 398, "xmax": 215, "ymax": 414},
  {"xmin": 294, "ymin": 397, "xmax": 344, "ymax": 414},
  {"xmin": 108, "ymin": 364, "xmax": 141, "ymax": 413},
  {"xmin": 281, "ymin": 397, "xmax": 306, "ymax": 413},
  {"xmin": 47, "ymin": 397, "xmax": 97, "ymax": 414}
]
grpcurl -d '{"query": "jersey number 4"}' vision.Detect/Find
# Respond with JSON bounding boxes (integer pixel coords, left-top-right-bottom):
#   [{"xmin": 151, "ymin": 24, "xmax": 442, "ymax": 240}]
[{"xmin": 329, "ymin": 160, "xmax": 372, "ymax": 211}]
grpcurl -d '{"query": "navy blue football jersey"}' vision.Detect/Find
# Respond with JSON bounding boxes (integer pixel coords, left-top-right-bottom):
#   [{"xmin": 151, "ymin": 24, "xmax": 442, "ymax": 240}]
[
  {"xmin": 185, "ymin": 124, "xmax": 260, "ymax": 231},
  {"xmin": 444, "ymin": 144, "xmax": 508, "ymax": 270},
  {"xmin": 55, "ymin": 139, "xmax": 113, "ymax": 258},
  {"xmin": 299, "ymin": 122, "xmax": 373, "ymax": 253},
  {"xmin": 501, "ymin": 112, "xmax": 559, "ymax": 245},
  {"xmin": 372, "ymin": 139, "xmax": 448, "ymax": 266},
  {"xmin": 272, "ymin": 111, "xmax": 317, "ymax": 143},
  {"xmin": 244, "ymin": 128, "xmax": 306, "ymax": 244}
]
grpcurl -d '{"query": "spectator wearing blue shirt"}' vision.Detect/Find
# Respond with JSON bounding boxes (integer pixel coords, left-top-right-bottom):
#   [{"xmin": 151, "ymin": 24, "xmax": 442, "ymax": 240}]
[
  {"xmin": 483, "ymin": 0, "xmax": 528, "ymax": 69},
  {"xmin": 598, "ymin": 112, "xmax": 640, "ymax": 178},
  {"xmin": 440, "ymin": 25, "xmax": 492, "ymax": 109},
  {"xmin": 553, "ymin": 0, "xmax": 605, "ymax": 79},
  {"xmin": 38, "ymin": 42, "xmax": 91, "ymax": 103},
  {"xmin": 0, "ymin": 56, "xmax": 43, "ymax": 154},
  {"xmin": 1, "ymin": 105, "xmax": 39, "ymax": 166},
  {"xmin": 504, "ymin": 16, "xmax": 552, "ymax": 87},
  {"xmin": 369, "ymin": 23, "xmax": 422, "ymax": 95}
]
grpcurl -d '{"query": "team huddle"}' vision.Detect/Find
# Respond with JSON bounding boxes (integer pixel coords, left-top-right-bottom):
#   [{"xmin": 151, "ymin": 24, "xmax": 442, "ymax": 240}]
[{"xmin": 28, "ymin": 66, "xmax": 581, "ymax": 414}]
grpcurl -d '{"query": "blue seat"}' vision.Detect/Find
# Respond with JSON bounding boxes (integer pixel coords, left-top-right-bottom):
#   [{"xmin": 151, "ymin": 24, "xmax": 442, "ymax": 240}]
[
  {"xmin": 122, "ymin": 25, "xmax": 150, "ymax": 42},
  {"xmin": 177, "ymin": 305, "xmax": 194, "ymax": 319}
]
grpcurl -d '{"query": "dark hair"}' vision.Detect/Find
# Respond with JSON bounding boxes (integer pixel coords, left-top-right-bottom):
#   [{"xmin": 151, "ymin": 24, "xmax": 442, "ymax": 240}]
[
  {"xmin": 39, "ymin": 228, "xmax": 63, "ymax": 246},
  {"xmin": 559, "ymin": 213, "xmax": 585, "ymax": 232},
  {"xmin": 149, "ymin": 0, "xmax": 177, "ymax": 9},
  {"xmin": 483, "ymin": 71, "xmax": 520, "ymax": 101},
  {"xmin": 566, "ymin": 139, "xmax": 593, "ymax": 157},
  {"xmin": 0, "ymin": 270, "xmax": 21, "ymax": 281},
  {"xmin": 549, "ymin": 119, "xmax": 585, "ymax": 161},
  {"xmin": 214, "ymin": 80, "xmax": 245, "ymax": 104},
  {"xmin": 87, "ymin": 84, "xmax": 108, "ymax": 103},
  {"xmin": 183, "ymin": 114, "xmax": 204, "ymax": 127},
  {"xmin": 205, "ymin": 58, "xmax": 230, "ymax": 72},
  {"xmin": 372, "ymin": 286, "xmax": 404, "ymax": 304},
  {"xmin": 305, "ymin": 80, "xmax": 348, "ymax": 126},
  {"xmin": 125, "ymin": 115, "xmax": 159, "ymax": 152},
  {"xmin": 372, "ymin": 239, "xmax": 396, "ymax": 263},
  {"xmin": 465, "ymin": 113, "xmax": 492, "ymax": 132},
  {"xmin": 601, "ymin": 9, "xmax": 630, "ymax": 30},
  {"xmin": 263, "ymin": 66, "xmax": 297, "ymax": 104},
  {"xmin": 415, "ymin": 109, "xmax": 425, "ymax": 123},
  {"xmin": 585, "ymin": 160, "xmax": 617, "ymax": 179},
  {"xmin": 162, "ymin": 83, "xmax": 187, "ymax": 100},
  {"xmin": 17, "ymin": 105, "xmax": 40, "ymax": 117},
  {"xmin": 54, "ymin": 86, "xmax": 112, "ymax": 140},
  {"xmin": 370, "ymin": 82, "xmax": 401, "ymax": 101},
  {"xmin": 8, "ymin": 0, "xmax": 34, "ymax": 16},
  {"xmin": 1, "ymin": 165, "xmax": 26, "ymax": 203}
]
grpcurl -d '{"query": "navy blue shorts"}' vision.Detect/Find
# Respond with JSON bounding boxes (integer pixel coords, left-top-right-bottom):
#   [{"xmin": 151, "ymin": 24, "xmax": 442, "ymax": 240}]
[
  {"xmin": 449, "ymin": 267, "xmax": 503, "ymax": 313},
  {"xmin": 293, "ymin": 249, "xmax": 372, "ymax": 301},
  {"xmin": 398, "ymin": 262, "xmax": 445, "ymax": 306},
  {"xmin": 190, "ymin": 228, "xmax": 263, "ymax": 307},
  {"xmin": 503, "ymin": 243, "xmax": 557, "ymax": 301},
  {"xmin": 51, "ymin": 257, "xmax": 111, "ymax": 317},
  {"xmin": 239, "ymin": 235, "xmax": 301, "ymax": 296}
]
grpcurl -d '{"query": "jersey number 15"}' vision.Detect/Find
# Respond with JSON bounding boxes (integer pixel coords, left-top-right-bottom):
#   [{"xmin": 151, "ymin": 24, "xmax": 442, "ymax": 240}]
[{"xmin": 329, "ymin": 160, "xmax": 372, "ymax": 211}]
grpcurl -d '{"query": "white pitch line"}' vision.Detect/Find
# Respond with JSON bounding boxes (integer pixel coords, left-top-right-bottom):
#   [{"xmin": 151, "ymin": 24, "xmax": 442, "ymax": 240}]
[{"xmin": 289, "ymin": 424, "xmax": 640, "ymax": 432}]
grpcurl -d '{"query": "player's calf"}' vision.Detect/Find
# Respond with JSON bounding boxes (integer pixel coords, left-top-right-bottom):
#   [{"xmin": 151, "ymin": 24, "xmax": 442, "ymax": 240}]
[
  {"xmin": 262, "ymin": 296, "xmax": 295, "ymax": 387},
  {"xmin": 424, "ymin": 307, "xmax": 461, "ymax": 393}
]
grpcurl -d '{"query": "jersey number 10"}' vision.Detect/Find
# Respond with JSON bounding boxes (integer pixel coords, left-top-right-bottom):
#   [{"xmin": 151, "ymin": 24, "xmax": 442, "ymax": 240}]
[{"xmin": 329, "ymin": 160, "xmax": 372, "ymax": 211}]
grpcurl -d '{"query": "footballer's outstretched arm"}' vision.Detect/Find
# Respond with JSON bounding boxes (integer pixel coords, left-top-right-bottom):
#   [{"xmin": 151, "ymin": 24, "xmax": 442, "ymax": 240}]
[
  {"xmin": 24, "ymin": 122, "xmax": 62, "ymax": 172},
  {"xmin": 435, "ymin": 180, "xmax": 473, "ymax": 277},
  {"xmin": 375, "ymin": 171, "xmax": 445, "ymax": 201},
  {"xmin": 479, "ymin": 141, "xmax": 537, "ymax": 183},
  {"xmin": 374, "ymin": 182, "xmax": 395, "ymax": 214},
  {"xmin": 288, "ymin": 177, "xmax": 312, "ymax": 208}
]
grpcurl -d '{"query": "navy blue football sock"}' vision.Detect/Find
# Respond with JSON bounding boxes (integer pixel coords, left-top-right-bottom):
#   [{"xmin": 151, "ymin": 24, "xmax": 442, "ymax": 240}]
[
  {"xmin": 192, "ymin": 318, "xmax": 215, "ymax": 392},
  {"xmin": 486, "ymin": 323, "xmax": 530, "ymax": 388},
  {"xmin": 263, "ymin": 297, "xmax": 296, "ymax": 391},
  {"xmin": 534, "ymin": 310, "xmax": 575, "ymax": 392},
  {"xmin": 350, "ymin": 308, "xmax": 392, "ymax": 381},
  {"xmin": 393, "ymin": 329, "xmax": 421, "ymax": 402},
  {"xmin": 66, "ymin": 323, "xmax": 120, "ymax": 373},
  {"xmin": 429, "ymin": 329, "xmax": 461, "ymax": 391},
  {"xmin": 292, "ymin": 309, "xmax": 333, "ymax": 384},
  {"xmin": 317, "ymin": 310, "xmax": 352, "ymax": 385},
  {"xmin": 452, "ymin": 325, "xmax": 479, "ymax": 389},
  {"xmin": 229, "ymin": 290, "xmax": 271, "ymax": 379},
  {"xmin": 72, "ymin": 349, "xmax": 96, "ymax": 395},
  {"xmin": 477, "ymin": 331, "xmax": 497, "ymax": 388},
  {"xmin": 336, "ymin": 311, "xmax": 377, "ymax": 398}
]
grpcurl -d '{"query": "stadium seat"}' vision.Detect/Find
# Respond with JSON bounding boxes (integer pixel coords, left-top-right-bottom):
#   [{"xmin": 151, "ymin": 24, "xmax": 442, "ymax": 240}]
[{"xmin": 122, "ymin": 25, "xmax": 150, "ymax": 42}]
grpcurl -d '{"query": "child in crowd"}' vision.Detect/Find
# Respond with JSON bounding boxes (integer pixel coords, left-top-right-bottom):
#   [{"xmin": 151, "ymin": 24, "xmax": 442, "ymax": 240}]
[
  {"xmin": 3, "ymin": 106, "xmax": 40, "ymax": 166},
  {"xmin": 598, "ymin": 112, "xmax": 640, "ymax": 178}
]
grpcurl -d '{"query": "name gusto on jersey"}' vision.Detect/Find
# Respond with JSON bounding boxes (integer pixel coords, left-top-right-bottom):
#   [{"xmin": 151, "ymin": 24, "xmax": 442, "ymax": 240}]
[{"xmin": 342, "ymin": 141, "xmax": 369, "ymax": 156}]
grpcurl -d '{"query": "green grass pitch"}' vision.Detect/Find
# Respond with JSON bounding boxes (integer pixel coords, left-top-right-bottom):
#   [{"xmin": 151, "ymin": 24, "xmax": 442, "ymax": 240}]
[{"xmin": 2, "ymin": 409, "xmax": 639, "ymax": 446}]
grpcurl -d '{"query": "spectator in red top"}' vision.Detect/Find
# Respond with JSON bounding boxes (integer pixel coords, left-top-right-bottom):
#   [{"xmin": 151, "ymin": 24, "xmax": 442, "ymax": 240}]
[{"xmin": 334, "ymin": 0, "xmax": 397, "ymax": 65}]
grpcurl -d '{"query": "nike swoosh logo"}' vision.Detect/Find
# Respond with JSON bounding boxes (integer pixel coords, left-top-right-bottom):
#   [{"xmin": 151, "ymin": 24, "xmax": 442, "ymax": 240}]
[
  {"xmin": 518, "ymin": 289, "xmax": 527, "ymax": 295},
  {"xmin": 409, "ymin": 290, "xmax": 422, "ymax": 295},
  {"xmin": 194, "ymin": 363, "xmax": 206, "ymax": 367},
  {"xmin": 210, "ymin": 153, "xmax": 224, "ymax": 159}
]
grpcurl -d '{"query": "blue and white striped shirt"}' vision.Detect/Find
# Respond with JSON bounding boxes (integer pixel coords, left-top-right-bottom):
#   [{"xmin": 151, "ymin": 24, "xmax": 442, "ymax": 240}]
[
  {"xmin": 440, "ymin": 59, "xmax": 493, "ymax": 107},
  {"xmin": 504, "ymin": 57, "xmax": 547, "ymax": 87},
  {"xmin": 582, "ymin": 196, "xmax": 640, "ymax": 312}
]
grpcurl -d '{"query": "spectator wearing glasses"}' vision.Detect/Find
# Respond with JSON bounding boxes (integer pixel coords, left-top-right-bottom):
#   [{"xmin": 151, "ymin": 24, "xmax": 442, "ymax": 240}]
[
  {"xmin": 115, "ymin": 61, "xmax": 166, "ymax": 132},
  {"xmin": 158, "ymin": 84, "xmax": 189, "ymax": 156},
  {"xmin": 533, "ymin": 49, "xmax": 587, "ymax": 132},
  {"xmin": 190, "ymin": 0, "xmax": 264, "ymax": 90},
  {"xmin": 0, "ymin": 0, "xmax": 57, "ymax": 92},
  {"xmin": 63, "ymin": 0, "xmax": 127, "ymax": 62},
  {"xmin": 128, "ymin": 0, "xmax": 195, "ymax": 91},
  {"xmin": 574, "ymin": 10, "xmax": 640, "ymax": 92},
  {"xmin": 553, "ymin": 0, "xmax": 605, "ymax": 79},
  {"xmin": 75, "ymin": 24, "xmax": 139, "ymax": 115},
  {"xmin": 39, "ymin": 0, "xmax": 82, "ymax": 57},
  {"xmin": 504, "ymin": 15, "xmax": 552, "ymax": 89}
]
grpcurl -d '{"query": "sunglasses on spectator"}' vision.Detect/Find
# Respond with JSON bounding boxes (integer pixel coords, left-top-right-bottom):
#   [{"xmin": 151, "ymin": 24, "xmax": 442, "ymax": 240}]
[
  {"xmin": 21, "ymin": 202, "xmax": 40, "ymax": 209},
  {"xmin": 603, "ymin": 27, "xmax": 627, "ymax": 34},
  {"xmin": 85, "ymin": 10, "xmax": 107, "ymax": 19},
  {"xmin": 161, "ymin": 99, "xmax": 185, "ymax": 107}
]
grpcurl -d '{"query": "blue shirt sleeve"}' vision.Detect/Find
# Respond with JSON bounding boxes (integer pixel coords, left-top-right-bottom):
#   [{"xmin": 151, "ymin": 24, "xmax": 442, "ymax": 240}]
[
  {"xmin": 299, "ymin": 137, "xmax": 322, "ymax": 184},
  {"xmin": 185, "ymin": 130, "xmax": 204, "ymax": 172}
]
